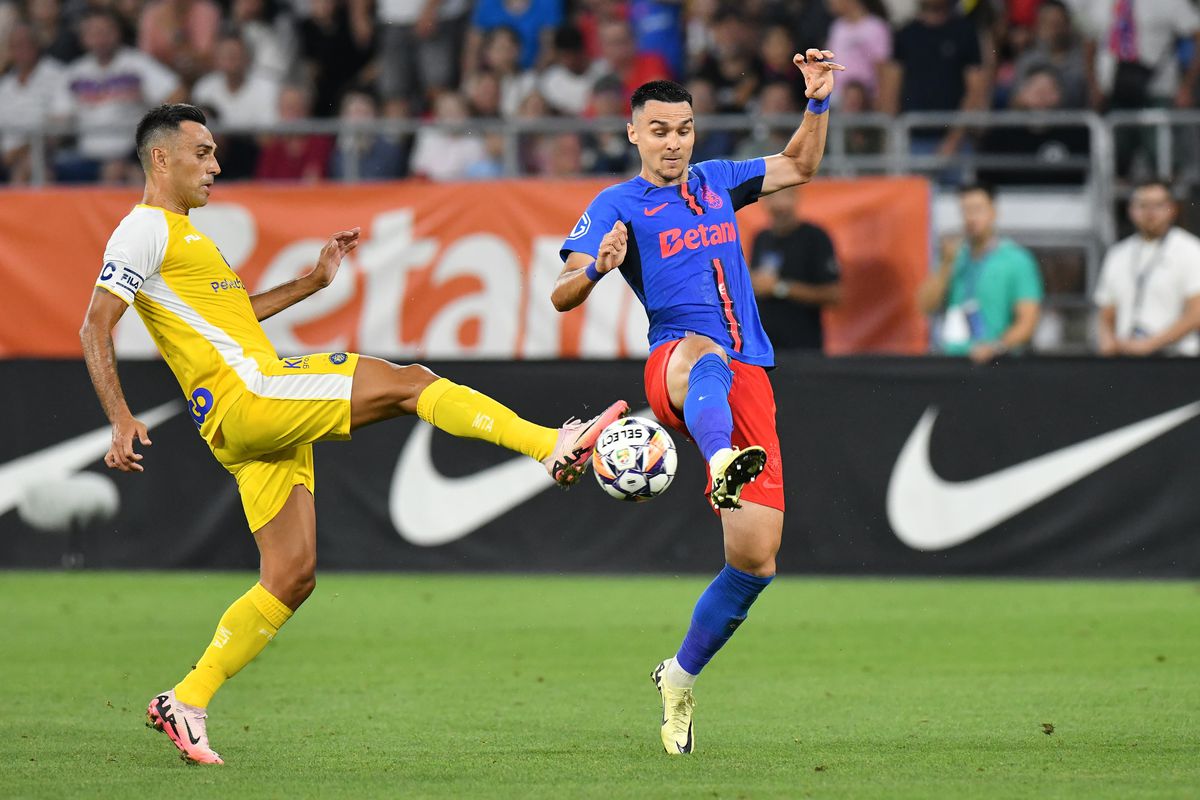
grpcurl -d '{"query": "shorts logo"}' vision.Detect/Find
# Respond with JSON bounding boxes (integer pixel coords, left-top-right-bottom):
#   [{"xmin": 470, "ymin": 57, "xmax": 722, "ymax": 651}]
[
  {"xmin": 567, "ymin": 212, "xmax": 591, "ymax": 240},
  {"xmin": 99, "ymin": 262, "xmax": 116, "ymax": 282},
  {"xmin": 282, "ymin": 356, "xmax": 308, "ymax": 369},
  {"xmin": 330, "ymin": 352, "xmax": 348, "ymax": 365},
  {"xmin": 700, "ymin": 185, "xmax": 723, "ymax": 209},
  {"xmin": 189, "ymin": 387, "xmax": 214, "ymax": 428}
]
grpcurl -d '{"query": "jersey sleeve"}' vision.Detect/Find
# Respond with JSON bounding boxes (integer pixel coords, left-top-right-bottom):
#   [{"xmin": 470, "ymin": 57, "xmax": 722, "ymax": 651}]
[
  {"xmin": 559, "ymin": 188, "xmax": 624, "ymax": 262},
  {"xmin": 1010, "ymin": 246, "xmax": 1044, "ymax": 303},
  {"xmin": 805, "ymin": 228, "xmax": 841, "ymax": 285},
  {"xmin": 96, "ymin": 208, "xmax": 168, "ymax": 305},
  {"xmin": 698, "ymin": 158, "xmax": 766, "ymax": 211}
]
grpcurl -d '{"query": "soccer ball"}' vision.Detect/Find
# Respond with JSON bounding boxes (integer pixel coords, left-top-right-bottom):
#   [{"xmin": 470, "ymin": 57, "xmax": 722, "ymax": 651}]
[{"xmin": 592, "ymin": 416, "xmax": 677, "ymax": 502}]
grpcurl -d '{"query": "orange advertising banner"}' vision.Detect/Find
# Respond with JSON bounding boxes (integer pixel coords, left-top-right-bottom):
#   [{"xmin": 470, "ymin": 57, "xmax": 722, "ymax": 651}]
[{"xmin": 0, "ymin": 177, "xmax": 929, "ymax": 359}]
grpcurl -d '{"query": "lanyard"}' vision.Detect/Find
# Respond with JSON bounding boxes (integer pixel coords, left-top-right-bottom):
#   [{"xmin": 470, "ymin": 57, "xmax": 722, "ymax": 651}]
[{"xmin": 1131, "ymin": 235, "xmax": 1167, "ymax": 329}]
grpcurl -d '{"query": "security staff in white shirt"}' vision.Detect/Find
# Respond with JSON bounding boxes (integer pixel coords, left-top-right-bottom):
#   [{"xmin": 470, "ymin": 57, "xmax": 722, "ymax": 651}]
[{"xmin": 1095, "ymin": 180, "xmax": 1200, "ymax": 357}]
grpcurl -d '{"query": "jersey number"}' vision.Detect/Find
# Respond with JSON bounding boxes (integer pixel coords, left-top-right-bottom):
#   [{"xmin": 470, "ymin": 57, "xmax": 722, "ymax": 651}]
[{"xmin": 189, "ymin": 388, "xmax": 214, "ymax": 428}]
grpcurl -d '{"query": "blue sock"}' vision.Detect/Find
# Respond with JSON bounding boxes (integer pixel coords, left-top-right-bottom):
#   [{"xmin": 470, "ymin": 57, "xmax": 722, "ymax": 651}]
[
  {"xmin": 683, "ymin": 353, "xmax": 733, "ymax": 462},
  {"xmin": 675, "ymin": 564, "xmax": 774, "ymax": 676}
]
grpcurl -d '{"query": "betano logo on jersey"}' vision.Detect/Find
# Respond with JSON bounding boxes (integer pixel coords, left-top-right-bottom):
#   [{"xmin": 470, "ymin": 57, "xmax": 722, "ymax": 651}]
[{"xmin": 658, "ymin": 222, "xmax": 737, "ymax": 258}]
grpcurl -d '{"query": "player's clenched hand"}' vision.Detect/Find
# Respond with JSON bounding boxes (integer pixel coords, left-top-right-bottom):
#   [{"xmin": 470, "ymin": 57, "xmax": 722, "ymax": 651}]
[
  {"xmin": 310, "ymin": 227, "xmax": 361, "ymax": 288},
  {"xmin": 595, "ymin": 221, "xmax": 628, "ymax": 274},
  {"xmin": 794, "ymin": 49, "xmax": 845, "ymax": 101},
  {"xmin": 105, "ymin": 416, "xmax": 151, "ymax": 473}
]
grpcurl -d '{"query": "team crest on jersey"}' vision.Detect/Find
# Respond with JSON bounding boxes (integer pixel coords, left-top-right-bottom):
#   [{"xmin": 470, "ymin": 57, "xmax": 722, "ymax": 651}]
[
  {"xmin": 330, "ymin": 352, "xmax": 348, "ymax": 365},
  {"xmin": 700, "ymin": 185, "xmax": 723, "ymax": 209},
  {"xmin": 567, "ymin": 211, "xmax": 591, "ymax": 240}
]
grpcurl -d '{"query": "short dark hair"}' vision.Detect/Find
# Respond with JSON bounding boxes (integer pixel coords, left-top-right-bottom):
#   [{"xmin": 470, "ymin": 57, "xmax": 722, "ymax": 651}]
[
  {"xmin": 959, "ymin": 182, "xmax": 996, "ymax": 202},
  {"xmin": 1133, "ymin": 178, "xmax": 1176, "ymax": 198},
  {"xmin": 135, "ymin": 103, "xmax": 207, "ymax": 170},
  {"xmin": 1039, "ymin": 0, "xmax": 1070, "ymax": 15},
  {"xmin": 630, "ymin": 81, "xmax": 693, "ymax": 115},
  {"xmin": 553, "ymin": 24, "xmax": 584, "ymax": 51}
]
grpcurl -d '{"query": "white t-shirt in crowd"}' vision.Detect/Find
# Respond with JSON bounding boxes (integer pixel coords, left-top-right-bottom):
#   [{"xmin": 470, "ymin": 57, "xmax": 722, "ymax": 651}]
[
  {"xmin": 0, "ymin": 58, "xmax": 64, "ymax": 154},
  {"xmin": 193, "ymin": 71, "xmax": 280, "ymax": 128},
  {"xmin": 409, "ymin": 128, "xmax": 485, "ymax": 181},
  {"xmin": 1076, "ymin": 0, "xmax": 1200, "ymax": 99},
  {"xmin": 1094, "ymin": 226, "xmax": 1200, "ymax": 355},
  {"xmin": 53, "ymin": 48, "xmax": 180, "ymax": 160},
  {"xmin": 377, "ymin": 0, "xmax": 469, "ymax": 25},
  {"xmin": 538, "ymin": 65, "xmax": 592, "ymax": 115}
]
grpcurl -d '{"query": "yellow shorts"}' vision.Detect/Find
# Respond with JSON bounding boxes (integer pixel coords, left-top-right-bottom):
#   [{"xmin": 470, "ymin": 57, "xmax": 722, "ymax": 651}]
[{"xmin": 211, "ymin": 352, "xmax": 360, "ymax": 532}]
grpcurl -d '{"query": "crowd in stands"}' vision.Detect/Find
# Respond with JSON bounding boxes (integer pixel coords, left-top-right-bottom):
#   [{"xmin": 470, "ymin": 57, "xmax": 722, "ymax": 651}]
[{"xmin": 1, "ymin": 0, "xmax": 1200, "ymax": 185}]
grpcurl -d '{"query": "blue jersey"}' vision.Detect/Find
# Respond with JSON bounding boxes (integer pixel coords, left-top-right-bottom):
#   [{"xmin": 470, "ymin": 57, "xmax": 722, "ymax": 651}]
[{"xmin": 560, "ymin": 159, "xmax": 773, "ymax": 367}]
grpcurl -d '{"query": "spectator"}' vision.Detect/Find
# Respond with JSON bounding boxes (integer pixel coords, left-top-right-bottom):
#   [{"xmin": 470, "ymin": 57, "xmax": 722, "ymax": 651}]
[
  {"xmin": 582, "ymin": 74, "xmax": 632, "ymax": 174},
  {"xmin": 193, "ymin": 33, "xmax": 280, "ymax": 179},
  {"xmin": 1095, "ymin": 180, "xmax": 1200, "ymax": 357},
  {"xmin": 0, "ymin": 23, "xmax": 64, "ymax": 184},
  {"xmin": 480, "ymin": 26, "xmax": 535, "ymax": 117},
  {"xmin": 329, "ymin": 87, "xmax": 406, "ymax": 180},
  {"xmin": 1012, "ymin": 0, "xmax": 1088, "ymax": 109},
  {"xmin": 52, "ymin": 9, "xmax": 183, "ymax": 183},
  {"xmin": 825, "ymin": 0, "xmax": 892, "ymax": 107},
  {"xmin": 683, "ymin": 0, "xmax": 719, "ymax": 74},
  {"xmin": 409, "ymin": 91, "xmax": 485, "ymax": 181},
  {"xmin": 590, "ymin": 19, "xmax": 672, "ymax": 105},
  {"xmin": 693, "ymin": 9, "xmax": 761, "ymax": 112},
  {"xmin": 629, "ymin": 0, "xmax": 684, "ymax": 79},
  {"xmin": 687, "ymin": 76, "xmax": 736, "ymax": 162},
  {"xmin": 539, "ymin": 25, "xmax": 593, "ymax": 115},
  {"xmin": 881, "ymin": 0, "xmax": 987, "ymax": 158},
  {"xmin": 138, "ymin": 0, "xmax": 222, "ymax": 83},
  {"xmin": 193, "ymin": 34, "xmax": 280, "ymax": 128},
  {"xmin": 464, "ymin": 0, "xmax": 562, "ymax": 76},
  {"xmin": 536, "ymin": 131, "xmax": 583, "ymax": 177},
  {"xmin": 464, "ymin": 131, "xmax": 507, "ymax": 178},
  {"xmin": 1080, "ymin": 0, "xmax": 1200, "ymax": 110},
  {"xmin": 230, "ymin": 0, "xmax": 296, "ymax": 81},
  {"xmin": 298, "ymin": 0, "xmax": 374, "ymax": 117},
  {"xmin": 255, "ymin": 82, "xmax": 334, "ymax": 180},
  {"xmin": 759, "ymin": 24, "xmax": 809, "ymax": 107},
  {"xmin": 977, "ymin": 67, "xmax": 1088, "ymax": 186},
  {"xmin": 749, "ymin": 187, "xmax": 842, "ymax": 351},
  {"xmin": 377, "ymin": 0, "xmax": 469, "ymax": 109},
  {"xmin": 733, "ymin": 82, "xmax": 794, "ymax": 160},
  {"xmin": 840, "ymin": 79, "xmax": 885, "ymax": 154},
  {"xmin": 28, "ymin": 0, "xmax": 80, "ymax": 65},
  {"xmin": 464, "ymin": 69, "xmax": 503, "ymax": 117},
  {"xmin": 916, "ymin": 183, "xmax": 1043, "ymax": 363}
]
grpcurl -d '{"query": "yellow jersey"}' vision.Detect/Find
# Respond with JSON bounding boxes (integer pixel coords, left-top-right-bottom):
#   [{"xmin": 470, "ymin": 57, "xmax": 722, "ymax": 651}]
[{"xmin": 96, "ymin": 204, "xmax": 350, "ymax": 444}]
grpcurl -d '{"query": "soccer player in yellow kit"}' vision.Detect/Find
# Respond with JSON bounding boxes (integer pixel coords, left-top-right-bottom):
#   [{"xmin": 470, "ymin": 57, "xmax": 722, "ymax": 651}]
[{"xmin": 79, "ymin": 104, "xmax": 628, "ymax": 765}]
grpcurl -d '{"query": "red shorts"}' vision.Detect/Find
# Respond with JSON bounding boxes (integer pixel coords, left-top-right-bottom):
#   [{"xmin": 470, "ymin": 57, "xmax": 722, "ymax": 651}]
[{"xmin": 643, "ymin": 339, "xmax": 785, "ymax": 513}]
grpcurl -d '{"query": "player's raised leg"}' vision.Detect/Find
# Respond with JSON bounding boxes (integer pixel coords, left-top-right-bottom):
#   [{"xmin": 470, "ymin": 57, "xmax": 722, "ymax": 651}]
[
  {"xmin": 349, "ymin": 356, "xmax": 628, "ymax": 486},
  {"xmin": 149, "ymin": 484, "xmax": 313, "ymax": 764},
  {"xmin": 665, "ymin": 335, "xmax": 766, "ymax": 509},
  {"xmin": 655, "ymin": 501, "xmax": 782, "ymax": 754}
]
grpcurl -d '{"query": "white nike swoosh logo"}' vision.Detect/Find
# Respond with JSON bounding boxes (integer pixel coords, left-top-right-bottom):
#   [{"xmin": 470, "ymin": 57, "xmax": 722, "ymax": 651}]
[
  {"xmin": 0, "ymin": 401, "xmax": 182, "ymax": 517},
  {"xmin": 886, "ymin": 401, "xmax": 1200, "ymax": 551},
  {"xmin": 391, "ymin": 407, "xmax": 654, "ymax": 546}
]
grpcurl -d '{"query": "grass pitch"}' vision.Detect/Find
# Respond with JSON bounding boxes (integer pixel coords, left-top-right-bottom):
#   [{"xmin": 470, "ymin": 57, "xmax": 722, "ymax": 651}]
[{"xmin": 1, "ymin": 572, "xmax": 1196, "ymax": 799}]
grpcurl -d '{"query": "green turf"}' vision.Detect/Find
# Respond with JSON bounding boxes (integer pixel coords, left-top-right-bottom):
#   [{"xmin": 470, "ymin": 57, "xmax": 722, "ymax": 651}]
[{"xmin": 0, "ymin": 573, "xmax": 1196, "ymax": 799}]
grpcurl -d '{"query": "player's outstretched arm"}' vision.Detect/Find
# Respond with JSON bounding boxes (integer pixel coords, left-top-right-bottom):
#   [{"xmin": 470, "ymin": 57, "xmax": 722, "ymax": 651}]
[
  {"xmin": 80, "ymin": 288, "xmax": 152, "ymax": 472},
  {"xmin": 250, "ymin": 228, "xmax": 360, "ymax": 321},
  {"xmin": 760, "ymin": 48, "xmax": 846, "ymax": 195},
  {"xmin": 552, "ymin": 221, "xmax": 627, "ymax": 312}
]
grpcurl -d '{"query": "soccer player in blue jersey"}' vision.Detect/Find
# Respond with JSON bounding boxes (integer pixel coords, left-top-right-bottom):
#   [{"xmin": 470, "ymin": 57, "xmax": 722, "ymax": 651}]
[{"xmin": 553, "ymin": 49, "xmax": 843, "ymax": 754}]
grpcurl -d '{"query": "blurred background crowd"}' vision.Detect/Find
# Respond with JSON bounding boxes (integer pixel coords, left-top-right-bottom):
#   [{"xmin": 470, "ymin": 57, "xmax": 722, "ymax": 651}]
[{"xmin": 2, "ymin": 0, "xmax": 1200, "ymax": 185}]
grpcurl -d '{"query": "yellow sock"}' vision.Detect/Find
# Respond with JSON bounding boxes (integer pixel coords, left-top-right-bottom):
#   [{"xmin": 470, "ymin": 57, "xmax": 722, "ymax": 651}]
[
  {"xmin": 174, "ymin": 583, "xmax": 293, "ymax": 708},
  {"xmin": 416, "ymin": 378, "xmax": 557, "ymax": 461}
]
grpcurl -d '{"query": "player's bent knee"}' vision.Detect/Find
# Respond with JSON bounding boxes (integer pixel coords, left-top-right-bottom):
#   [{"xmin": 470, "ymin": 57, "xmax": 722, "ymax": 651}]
[{"xmin": 390, "ymin": 363, "xmax": 439, "ymax": 415}]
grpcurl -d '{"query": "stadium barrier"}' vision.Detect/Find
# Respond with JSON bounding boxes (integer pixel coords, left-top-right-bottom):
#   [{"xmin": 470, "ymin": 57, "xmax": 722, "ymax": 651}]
[
  {"xmin": 3, "ymin": 356, "xmax": 1197, "ymax": 577},
  {"xmin": 0, "ymin": 177, "xmax": 929, "ymax": 358}
]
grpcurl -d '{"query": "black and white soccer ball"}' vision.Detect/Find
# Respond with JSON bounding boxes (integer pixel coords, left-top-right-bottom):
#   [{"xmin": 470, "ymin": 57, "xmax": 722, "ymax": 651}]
[{"xmin": 592, "ymin": 416, "xmax": 677, "ymax": 502}]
